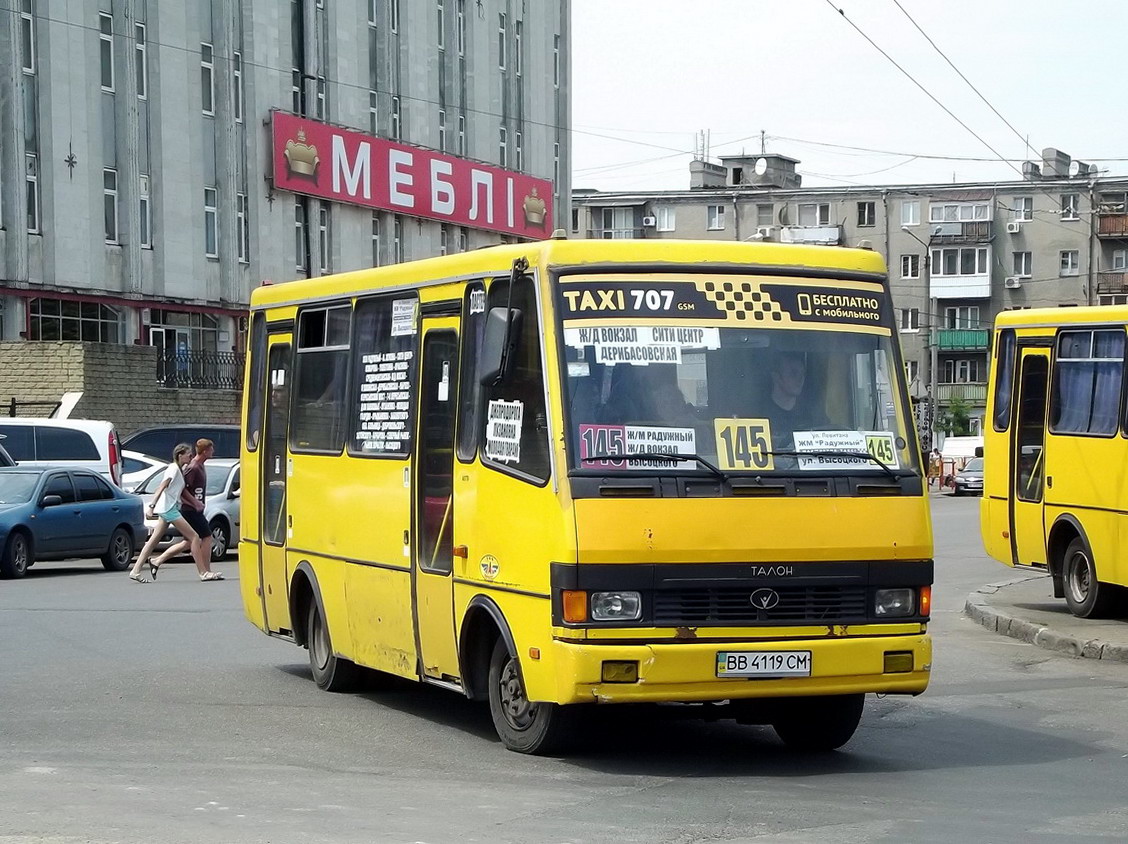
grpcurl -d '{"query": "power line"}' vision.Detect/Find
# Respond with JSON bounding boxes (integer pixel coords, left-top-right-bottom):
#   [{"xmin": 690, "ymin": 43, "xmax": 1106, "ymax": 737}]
[{"xmin": 892, "ymin": 0, "xmax": 1035, "ymax": 160}]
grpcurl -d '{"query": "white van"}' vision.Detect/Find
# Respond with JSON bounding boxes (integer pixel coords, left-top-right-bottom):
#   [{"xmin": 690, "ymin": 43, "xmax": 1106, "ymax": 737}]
[{"xmin": 0, "ymin": 419, "xmax": 125, "ymax": 486}]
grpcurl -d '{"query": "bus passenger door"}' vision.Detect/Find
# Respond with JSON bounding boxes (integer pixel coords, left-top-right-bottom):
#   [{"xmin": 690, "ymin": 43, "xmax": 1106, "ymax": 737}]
[
  {"xmin": 261, "ymin": 340, "xmax": 294, "ymax": 632},
  {"xmin": 1010, "ymin": 349, "xmax": 1050, "ymax": 566},
  {"xmin": 413, "ymin": 319, "xmax": 461, "ymax": 681}
]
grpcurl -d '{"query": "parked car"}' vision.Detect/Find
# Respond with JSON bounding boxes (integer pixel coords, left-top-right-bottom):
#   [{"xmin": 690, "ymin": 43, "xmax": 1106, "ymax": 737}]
[
  {"xmin": 121, "ymin": 450, "xmax": 165, "ymax": 492},
  {"xmin": 0, "ymin": 419, "xmax": 125, "ymax": 486},
  {"xmin": 951, "ymin": 457, "xmax": 984, "ymax": 496},
  {"xmin": 122, "ymin": 425, "xmax": 240, "ymax": 460},
  {"xmin": 133, "ymin": 458, "xmax": 240, "ymax": 561},
  {"xmin": 0, "ymin": 438, "xmax": 14, "ymax": 467},
  {"xmin": 0, "ymin": 467, "xmax": 144, "ymax": 578}
]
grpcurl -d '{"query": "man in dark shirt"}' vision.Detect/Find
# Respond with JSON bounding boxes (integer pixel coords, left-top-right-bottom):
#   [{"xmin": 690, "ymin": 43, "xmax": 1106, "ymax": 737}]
[
  {"xmin": 181, "ymin": 438, "xmax": 223, "ymax": 581},
  {"xmin": 763, "ymin": 351, "xmax": 828, "ymax": 449}
]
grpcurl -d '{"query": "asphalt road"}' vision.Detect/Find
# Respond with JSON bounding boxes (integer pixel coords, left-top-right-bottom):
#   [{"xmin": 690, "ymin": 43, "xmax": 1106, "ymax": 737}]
[{"xmin": 3, "ymin": 497, "xmax": 1128, "ymax": 843}]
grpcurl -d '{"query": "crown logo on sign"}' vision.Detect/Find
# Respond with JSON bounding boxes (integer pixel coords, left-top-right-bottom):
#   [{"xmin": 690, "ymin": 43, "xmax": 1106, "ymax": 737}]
[
  {"xmin": 523, "ymin": 187, "xmax": 547, "ymax": 229},
  {"xmin": 284, "ymin": 128, "xmax": 320, "ymax": 181}
]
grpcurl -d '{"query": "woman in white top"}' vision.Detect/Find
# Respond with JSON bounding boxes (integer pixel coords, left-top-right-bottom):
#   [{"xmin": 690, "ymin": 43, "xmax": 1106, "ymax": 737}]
[{"xmin": 128, "ymin": 443, "xmax": 201, "ymax": 582}]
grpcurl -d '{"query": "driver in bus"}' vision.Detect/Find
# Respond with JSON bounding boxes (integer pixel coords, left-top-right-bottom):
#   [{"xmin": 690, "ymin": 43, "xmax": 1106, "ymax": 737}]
[{"xmin": 762, "ymin": 350, "xmax": 828, "ymax": 448}]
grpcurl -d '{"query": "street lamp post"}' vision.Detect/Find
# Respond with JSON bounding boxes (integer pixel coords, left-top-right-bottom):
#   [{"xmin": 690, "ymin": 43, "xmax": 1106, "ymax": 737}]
[{"xmin": 902, "ymin": 226, "xmax": 939, "ymax": 450}]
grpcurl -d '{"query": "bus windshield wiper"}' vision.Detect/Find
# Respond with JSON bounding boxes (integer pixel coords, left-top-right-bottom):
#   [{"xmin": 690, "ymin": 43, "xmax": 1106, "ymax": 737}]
[
  {"xmin": 582, "ymin": 452, "xmax": 729, "ymax": 481},
  {"xmin": 764, "ymin": 450, "xmax": 899, "ymax": 480}
]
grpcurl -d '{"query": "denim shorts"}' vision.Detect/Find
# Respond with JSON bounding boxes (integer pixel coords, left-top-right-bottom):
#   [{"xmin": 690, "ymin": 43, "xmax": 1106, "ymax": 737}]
[{"xmin": 158, "ymin": 507, "xmax": 182, "ymax": 523}]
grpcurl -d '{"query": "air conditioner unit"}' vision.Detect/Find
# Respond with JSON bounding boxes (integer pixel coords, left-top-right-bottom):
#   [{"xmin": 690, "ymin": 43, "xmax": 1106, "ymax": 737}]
[
  {"xmin": 140, "ymin": 308, "xmax": 151, "ymax": 325},
  {"xmin": 1004, "ymin": 276, "xmax": 1022, "ymax": 289},
  {"xmin": 756, "ymin": 225, "xmax": 775, "ymax": 239},
  {"xmin": 641, "ymin": 215, "xmax": 657, "ymax": 227},
  {"xmin": 1006, "ymin": 221, "xmax": 1022, "ymax": 234}
]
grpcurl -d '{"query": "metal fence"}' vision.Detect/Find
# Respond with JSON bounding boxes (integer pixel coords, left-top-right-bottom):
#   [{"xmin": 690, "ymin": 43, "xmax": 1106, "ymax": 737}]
[{"xmin": 157, "ymin": 349, "xmax": 245, "ymax": 390}]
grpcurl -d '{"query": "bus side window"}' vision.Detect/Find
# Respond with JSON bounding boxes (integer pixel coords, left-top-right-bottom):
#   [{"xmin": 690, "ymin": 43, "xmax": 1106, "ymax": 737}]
[
  {"xmin": 246, "ymin": 312, "xmax": 267, "ymax": 451},
  {"xmin": 481, "ymin": 274, "xmax": 550, "ymax": 483},
  {"xmin": 992, "ymin": 329, "xmax": 1016, "ymax": 432},
  {"xmin": 348, "ymin": 295, "xmax": 419, "ymax": 457},
  {"xmin": 457, "ymin": 281, "xmax": 487, "ymax": 462},
  {"xmin": 291, "ymin": 305, "xmax": 351, "ymax": 453}
]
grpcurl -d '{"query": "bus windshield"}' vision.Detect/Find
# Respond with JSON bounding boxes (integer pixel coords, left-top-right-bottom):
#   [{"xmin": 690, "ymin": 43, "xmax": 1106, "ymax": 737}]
[{"xmin": 558, "ymin": 275, "xmax": 918, "ymax": 475}]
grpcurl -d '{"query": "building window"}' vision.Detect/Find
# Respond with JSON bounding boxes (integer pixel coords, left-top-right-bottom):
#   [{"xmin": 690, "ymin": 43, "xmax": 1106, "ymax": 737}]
[
  {"xmin": 134, "ymin": 23, "xmax": 147, "ymax": 99},
  {"xmin": 291, "ymin": 68, "xmax": 302, "ymax": 113},
  {"xmin": 900, "ymin": 308, "xmax": 920, "ymax": 332},
  {"xmin": 929, "ymin": 202, "xmax": 990, "ymax": 223},
  {"xmin": 201, "ymin": 43, "xmax": 215, "ymax": 116},
  {"xmin": 514, "ymin": 19, "xmax": 522, "ymax": 76},
  {"xmin": 99, "ymin": 13, "xmax": 114, "ymax": 91},
  {"xmin": 944, "ymin": 358, "xmax": 982, "ymax": 384},
  {"xmin": 204, "ymin": 187, "xmax": 218, "ymax": 257},
  {"xmin": 656, "ymin": 206, "xmax": 675, "ymax": 232},
  {"xmin": 498, "ymin": 13, "xmax": 506, "ymax": 70},
  {"xmin": 756, "ymin": 204, "xmax": 773, "ymax": 227},
  {"xmin": 1061, "ymin": 193, "xmax": 1080, "ymax": 221},
  {"xmin": 901, "ymin": 200, "xmax": 920, "ymax": 227},
  {"xmin": 20, "ymin": 0, "xmax": 35, "ymax": 74},
  {"xmin": 945, "ymin": 306, "xmax": 980, "ymax": 329},
  {"xmin": 393, "ymin": 216, "xmax": 404, "ymax": 262},
  {"xmin": 857, "ymin": 201, "xmax": 876, "ymax": 227},
  {"xmin": 233, "ymin": 51, "xmax": 243, "ymax": 122},
  {"xmin": 1100, "ymin": 294, "xmax": 1128, "ymax": 306},
  {"xmin": 900, "ymin": 254, "xmax": 920, "ymax": 279},
  {"xmin": 391, "ymin": 95, "xmax": 401, "ymax": 139},
  {"xmin": 237, "ymin": 192, "xmax": 249, "ymax": 263},
  {"xmin": 930, "ymin": 247, "xmax": 988, "ymax": 276},
  {"xmin": 905, "ymin": 359, "xmax": 919, "ymax": 385},
  {"xmin": 1013, "ymin": 251, "xmax": 1032, "ymax": 277},
  {"xmin": 139, "ymin": 174, "xmax": 152, "ymax": 248},
  {"xmin": 315, "ymin": 76, "xmax": 326, "ymax": 120},
  {"xmin": 1012, "ymin": 196, "xmax": 1033, "ymax": 222},
  {"xmin": 371, "ymin": 212, "xmax": 381, "ymax": 266},
  {"xmin": 28, "ymin": 298, "xmax": 122, "ymax": 343},
  {"xmin": 440, "ymin": 225, "xmax": 449, "ymax": 256},
  {"xmin": 1112, "ymin": 249, "xmax": 1127, "ymax": 271},
  {"xmin": 369, "ymin": 91, "xmax": 378, "ymax": 135},
  {"xmin": 368, "ymin": 0, "xmax": 377, "ymax": 26},
  {"xmin": 295, "ymin": 200, "xmax": 308, "ymax": 271},
  {"xmin": 103, "ymin": 168, "xmax": 119, "ymax": 244},
  {"xmin": 390, "ymin": 0, "xmax": 400, "ymax": 32},
  {"xmin": 1060, "ymin": 250, "xmax": 1080, "ymax": 276},
  {"xmin": 707, "ymin": 205, "xmax": 725, "ymax": 231},
  {"xmin": 798, "ymin": 202, "xmax": 830, "ymax": 226},
  {"xmin": 553, "ymin": 142, "xmax": 560, "ymax": 187},
  {"xmin": 515, "ymin": 130, "xmax": 523, "ymax": 171},
  {"xmin": 499, "ymin": 126, "xmax": 507, "ymax": 167},
  {"xmin": 457, "ymin": 0, "xmax": 465, "ymax": 55},
  {"xmin": 26, "ymin": 153, "xmax": 39, "ymax": 233},
  {"xmin": 457, "ymin": 114, "xmax": 466, "ymax": 156},
  {"xmin": 458, "ymin": 227, "xmax": 468, "ymax": 252},
  {"xmin": 318, "ymin": 206, "xmax": 330, "ymax": 273},
  {"xmin": 553, "ymin": 34, "xmax": 560, "ymax": 87},
  {"xmin": 438, "ymin": 108, "xmax": 446, "ymax": 151},
  {"xmin": 437, "ymin": 0, "xmax": 445, "ymax": 50}
]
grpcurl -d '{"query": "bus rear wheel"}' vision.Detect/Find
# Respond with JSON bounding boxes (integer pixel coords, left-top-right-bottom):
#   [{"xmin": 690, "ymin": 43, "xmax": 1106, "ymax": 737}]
[
  {"xmin": 487, "ymin": 639, "xmax": 576, "ymax": 755},
  {"xmin": 771, "ymin": 694, "xmax": 865, "ymax": 752},
  {"xmin": 1062, "ymin": 537, "xmax": 1117, "ymax": 619},
  {"xmin": 307, "ymin": 600, "xmax": 360, "ymax": 692}
]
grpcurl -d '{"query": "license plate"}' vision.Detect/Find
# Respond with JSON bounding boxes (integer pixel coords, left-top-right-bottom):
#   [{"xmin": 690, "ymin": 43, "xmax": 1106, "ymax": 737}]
[{"xmin": 716, "ymin": 651, "xmax": 812, "ymax": 677}]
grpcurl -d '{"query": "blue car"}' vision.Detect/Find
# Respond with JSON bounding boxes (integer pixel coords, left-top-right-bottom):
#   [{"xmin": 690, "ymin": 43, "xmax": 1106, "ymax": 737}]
[{"xmin": 0, "ymin": 467, "xmax": 145, "ymax": 579}]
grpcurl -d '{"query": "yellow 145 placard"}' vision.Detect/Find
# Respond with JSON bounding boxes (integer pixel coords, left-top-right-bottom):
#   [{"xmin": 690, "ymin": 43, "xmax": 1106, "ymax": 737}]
[{"xmin": 713, "ymin": 418, "xmax": 775, "ymax": 471}]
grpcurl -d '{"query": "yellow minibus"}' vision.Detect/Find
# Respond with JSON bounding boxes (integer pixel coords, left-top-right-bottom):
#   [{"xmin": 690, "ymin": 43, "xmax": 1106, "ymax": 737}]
[
  {"xmin": 982, "ymin": 305, "xmax": 1128, "ymax": 618},
  {"xmin": 240, "ymin": 238, "xmax": 933, "ymax": 753}
]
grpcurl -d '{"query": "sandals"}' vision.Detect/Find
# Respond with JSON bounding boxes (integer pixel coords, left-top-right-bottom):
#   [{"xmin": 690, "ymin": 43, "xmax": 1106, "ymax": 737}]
[
  {"xmin": 149, "ymin": 561, "xmax": 160, "ymax": 581},
  {"xmin": 129, "ymin": 572, "xmax": 148, "ymax": 584},
  {"xmin": 200, "ymin": 571, "xmax": 225, "ymax": 582}
]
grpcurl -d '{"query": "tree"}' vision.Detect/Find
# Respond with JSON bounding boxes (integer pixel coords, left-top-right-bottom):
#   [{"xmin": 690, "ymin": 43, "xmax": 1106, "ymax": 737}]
[{"xmin": 937, "ymin": 396, "xmax": 973, "ymax": 437}]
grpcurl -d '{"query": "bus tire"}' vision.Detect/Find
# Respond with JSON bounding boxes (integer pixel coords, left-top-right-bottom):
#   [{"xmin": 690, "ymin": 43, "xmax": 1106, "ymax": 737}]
[
  {"xmin": 772, "ymin": 693, "xmax": 864, "ymax": 752},
  {"xmin": 487, "ymin": 639, "xmax": 576, "ymax": 755},
  {"xmin": 307, "ymin": 599, "xmax": 360, "ymax": 692},
  {"xmin": 1062, "ymin": 537, "xmax": 1117, "ymax": 619}
]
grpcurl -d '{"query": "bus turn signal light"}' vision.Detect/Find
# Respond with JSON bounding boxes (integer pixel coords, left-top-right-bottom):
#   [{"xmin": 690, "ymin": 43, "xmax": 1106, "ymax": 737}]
[
  {"xmin": 920, "ymin": 586, "xmax": 932, "ymax": 617},
  {"xmin": 562, "ymin": 590, "xmax": 588, "ymax": 623}
]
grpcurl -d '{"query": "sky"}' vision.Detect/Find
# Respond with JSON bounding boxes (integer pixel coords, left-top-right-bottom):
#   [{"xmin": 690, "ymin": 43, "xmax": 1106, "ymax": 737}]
[{"xmin": 570, "ymin": 0, "xmax": 1128, "ymax": 193}]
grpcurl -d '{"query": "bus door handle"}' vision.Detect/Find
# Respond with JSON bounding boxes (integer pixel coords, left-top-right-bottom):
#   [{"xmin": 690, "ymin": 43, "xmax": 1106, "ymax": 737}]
[
  {"xmin": 1046, "ymin": 475, "xmax": 1053, "ymax": 489},
  {"xmin": 403, "ymin": 530, "xmax": 410, "ymax": 545}
]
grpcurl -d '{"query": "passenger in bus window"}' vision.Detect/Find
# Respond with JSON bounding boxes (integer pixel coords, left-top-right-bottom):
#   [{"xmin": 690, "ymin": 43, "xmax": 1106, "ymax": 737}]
[
  {"xmin": 763, "ymin": 351, "xmax": 828, "ymax": 448},
  {"xmin": 600, "ymin": 365, "xmax": 697, "ymax": 427}
]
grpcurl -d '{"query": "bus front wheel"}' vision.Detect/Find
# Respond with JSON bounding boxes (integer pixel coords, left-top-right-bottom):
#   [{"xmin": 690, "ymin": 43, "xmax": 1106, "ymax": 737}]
[
  {"xmin": 772, "ymin": 693, "xmax": 864, "ymax": 752},
  {"xmin": 1063, "ymin": 538, "xmax": 1117, "ymax": 619},
  {"xmin": 487, "ymin": 639, "xmax": 576, "ymax": 755},
  {"xmin": 307, "ymin": 600, "xmax": 360, "ymax": 692}
]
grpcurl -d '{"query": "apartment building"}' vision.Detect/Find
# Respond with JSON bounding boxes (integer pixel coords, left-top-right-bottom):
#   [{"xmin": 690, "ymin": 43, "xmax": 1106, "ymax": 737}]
[
  {"xmin": 573, "ymin": 148, "xmax": 1128, "ymax": 436},
  {"xmin": 0, "ymin": 0, "xmax": 570, "ymax": 356}
]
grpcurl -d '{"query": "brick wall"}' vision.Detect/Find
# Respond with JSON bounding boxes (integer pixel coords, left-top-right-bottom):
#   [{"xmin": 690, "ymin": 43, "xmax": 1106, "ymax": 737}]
[{"xmin": 0, "ymin": 342, "xmax": 241, "ymax": 437}]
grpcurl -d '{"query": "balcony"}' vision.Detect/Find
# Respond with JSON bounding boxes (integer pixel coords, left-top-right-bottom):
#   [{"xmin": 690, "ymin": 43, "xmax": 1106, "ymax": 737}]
[
  {"xmin": 158, "ymin": 349, "xmax": 245, "ymax": 390},
  {"xmin": 931, "ymin": 273, "xmax": 991, "ymax": 299},
  {"xmin": 1096, "ymin": 271, "xmax": 1128, "ymax": 295},
  {"xmin": 936, "ymin": 328, "xmax": 989, "ymax": 351},
  {"xmin": 936, "ymin": 382, "xmax": 987, "ymax": 405},
  {"xmin": 930, "ymin": 221, "xmax": 992, "ymax": 244},
  {"xmin": 587, "ymin": 228, "xmax": 646, "ymax": 239},
  {"xmin": 780, "ymin": 225, "xmax": 842, "ymax": 246},
  {"xmin": 1097, "ymin": 214, "xmax": 1128, "ymax": 238}
]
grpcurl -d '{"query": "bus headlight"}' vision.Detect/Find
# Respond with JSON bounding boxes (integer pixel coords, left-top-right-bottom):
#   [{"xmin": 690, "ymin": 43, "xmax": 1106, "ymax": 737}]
[
  {"xmin": 590, "ymin": 591, "xmax": 642, "ymax": 622},
  {"xmin": 875, "ymin": 588, "xmax": 915, "ymax": 617}
]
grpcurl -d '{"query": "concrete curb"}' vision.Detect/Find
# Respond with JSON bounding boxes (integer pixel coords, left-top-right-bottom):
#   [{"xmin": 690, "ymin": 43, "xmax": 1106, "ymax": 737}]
[{"xmin": 963, "ymin": 578, "xmax": 1128, "ymax": 664}]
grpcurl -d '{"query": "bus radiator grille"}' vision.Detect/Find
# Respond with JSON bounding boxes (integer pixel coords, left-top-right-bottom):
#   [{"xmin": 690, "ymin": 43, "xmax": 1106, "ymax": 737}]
[{"xmin": 652, "ymin": 585, "xmax": 869, "ymax": 626}]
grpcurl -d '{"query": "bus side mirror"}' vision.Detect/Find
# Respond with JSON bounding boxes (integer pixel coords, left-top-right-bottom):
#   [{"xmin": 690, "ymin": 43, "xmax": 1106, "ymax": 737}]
[
  {"xmin": 974, "ymin": 446, "xmax": 983, "ymax": 458},
  {"xmin": 477, "ymin": 306, "xmax": 523, "ymax": 386}
]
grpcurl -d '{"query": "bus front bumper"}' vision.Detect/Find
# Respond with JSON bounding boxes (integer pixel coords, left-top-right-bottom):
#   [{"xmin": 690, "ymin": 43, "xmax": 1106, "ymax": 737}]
[{"xmin": 545, "ymin": 633, "xmax": 931, "ymax": 704}]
